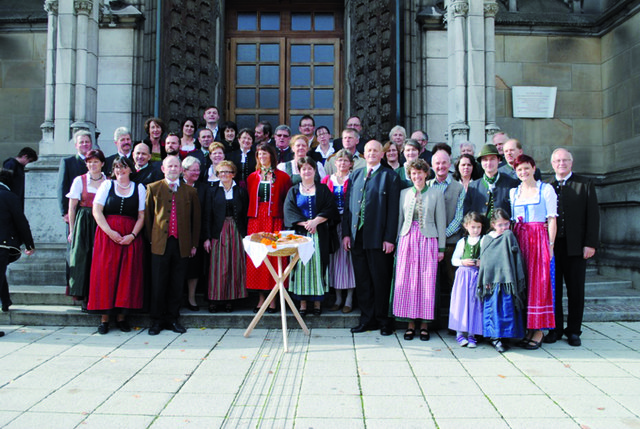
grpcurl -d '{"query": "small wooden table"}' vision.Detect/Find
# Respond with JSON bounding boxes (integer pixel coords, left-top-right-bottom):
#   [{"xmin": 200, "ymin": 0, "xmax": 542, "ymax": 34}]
[{"xmin": 243, "ymin": 244, "xmax": 310, "ymax": 352}]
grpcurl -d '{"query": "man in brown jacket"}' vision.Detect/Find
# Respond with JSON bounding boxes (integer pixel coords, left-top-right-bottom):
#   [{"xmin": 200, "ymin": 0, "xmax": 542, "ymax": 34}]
[{"xmin": 145, "ymin": 156, "xmax": 201, "ymax": 335}]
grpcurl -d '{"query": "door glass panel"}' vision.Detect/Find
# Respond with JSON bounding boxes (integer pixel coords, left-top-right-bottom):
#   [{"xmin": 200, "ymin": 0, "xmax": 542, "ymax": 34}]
[
  {"xmin": 237, "ymin": 13, "xmax": 257, "ymax": 31},
  {"xmin": 291, "ymin": 89, "xmax": 311, "ymax": 109},
  {"xmin": 260, "ymin": 44, "xmax": 280, "ymax": 62},
  {"xmin": 260, "ymin": 89, "xmax": 279, "ymax": 109},
  {"xmin": 236, "ymin": 115, "xmax": 255, "ymax": 130},
  {"xmin": 291, "ymin": 13, "xmax": 312, "ymax": 31},
  {"xmin": 314, "ymin": 89, "xmax": 333, "ymax": 108},
  {"xmin": 291, "ymin": 45, "xmax": 311, "ymax": 63},
  {"xmin": 236, "ymin": 89, "xmax": 256, "ymax": 108},
  {"xmin": 314, "ymin": 66, "xmax": 333, "ymax": 86},
  {"xmin": 236, "ymin": 65, "xmax": 256, "ymax": 85},
  {"xmin": 237, "ymin": 45, "xmax": 256, "ymax": 62},
  {"xmin": 260, "ymin": 65, "xmax": 279, "ymax": 85},
  {"xmin": 315, "ymin": 13, "xmax": 334, "ymax": 31},
  {"xmin": 259, "ymin": 115, "xmax": 280, "ymax": 126},
  {"xmin": 315, "ymin": 115, "xmax": 334, "ymax": 133},
  {"xmin": 314, "ymin": 45, "xmax": 334, "ymax": 63},
  {"xmin": 260, "ymin": 13, "xmax": 280, "ymax": 30},
  {"xmin": 291, "ymin": 66, "xmax": 310, "ymax": 86}
]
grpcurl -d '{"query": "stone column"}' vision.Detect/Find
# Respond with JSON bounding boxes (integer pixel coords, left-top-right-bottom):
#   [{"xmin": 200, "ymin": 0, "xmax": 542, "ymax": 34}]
[
  {"xmin": 466, "ymin": 0, "xmax": 485, "ymax": 149},
  {"xmin": 71, "ymin": 0, "xmax": 93, "ymax": 133},
  {"xmin": 41, "ymin": 0, "xmax": 58, "ymax": 149},
  {"xmin": 447, "ymin": 0, "xmax": 469, "ymax": 145},
  {"xmin": 484, "ymin": 0, "xmax": 500, "ymax": 145}
]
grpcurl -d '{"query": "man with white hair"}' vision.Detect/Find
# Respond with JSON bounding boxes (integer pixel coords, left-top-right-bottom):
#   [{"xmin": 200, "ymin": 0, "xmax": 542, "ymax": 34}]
[{"xmin": 104, "ymin": 127, "xmax": 133, "ymax": 175}]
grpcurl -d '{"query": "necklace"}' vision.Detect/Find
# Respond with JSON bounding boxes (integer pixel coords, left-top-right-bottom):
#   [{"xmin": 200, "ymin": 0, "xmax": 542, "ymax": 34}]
[
  {"xmin": 301, "ymin": 182, "xmax": 315, "ymax": 193},
  {"xmin": 89, "ymin": 174, "xmax": 103, "ymax": 181},
  {"xmin": 116, "ymin": 181, "xmax": 130, "ymax": 190}
]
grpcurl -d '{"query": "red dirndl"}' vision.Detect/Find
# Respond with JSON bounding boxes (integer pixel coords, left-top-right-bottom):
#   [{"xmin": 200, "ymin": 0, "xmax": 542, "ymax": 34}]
[
  {"xmin": 513, "ymin": 222, "xmax": 555, "ymax": 330},
  {"xmin": 246, "ymin": 202, "xmax": 284, "ymax": 290},
  {"xmin": 88, "ymin": 215, "xmax": 144, "ymax": 311}
]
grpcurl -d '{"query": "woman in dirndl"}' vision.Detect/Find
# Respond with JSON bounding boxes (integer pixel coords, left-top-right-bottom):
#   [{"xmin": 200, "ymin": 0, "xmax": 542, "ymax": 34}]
[
  {"xmin": 284, "ymin": 156, "xmax": 339, "ymax": 316},
  {"xmin": 89, "ymin": 155, "xmax": 146, "ymax": 334},
  {"xmin": 203, "ymin": 160, "xmax": 249, "ymax": 313},
  {"xmin": 391, "ymin": 159, "xmax": 446, "ymax": 341},
  {"xmin": 510, "ymin": 153, "xmax": 557, "ymax": 350},
  {"xmin": 66, "ymin": 149, "xmax": 106, "ymax": 309},
  {"xmin": 321, "ymin": 149, "xmax": 356, "ymax": 313},
  {"xmin": 246, "ymin": 143, "xmax": 292, "ymax": 312}
]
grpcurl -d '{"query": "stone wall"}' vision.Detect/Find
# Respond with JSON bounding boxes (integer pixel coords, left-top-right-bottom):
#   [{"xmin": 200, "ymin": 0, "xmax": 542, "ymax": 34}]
[
  {"xmin": 0, "ymin": 32, "xmax": 46, "ymax": 161},
  {"xmin": 495, "ymin": 34, "xmax": 603, "ymax": 174},
  {"xmin": 424, "ymin": 30, "xmax": 448, "ymax": 148}
]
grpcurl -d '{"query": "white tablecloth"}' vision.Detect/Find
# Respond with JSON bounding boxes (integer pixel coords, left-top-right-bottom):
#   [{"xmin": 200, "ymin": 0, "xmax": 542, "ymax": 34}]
[{"xmin": 243, "ymin": 236, "xmax": 315, "ymax": 268}]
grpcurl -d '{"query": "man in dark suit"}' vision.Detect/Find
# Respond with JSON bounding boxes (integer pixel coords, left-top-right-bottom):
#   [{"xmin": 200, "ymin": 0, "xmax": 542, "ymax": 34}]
[
  {"xmin": 343, "ymin": 140, "xmax": 401, "ymax": 335},
  {"xmin": 463, "ymin": 143, "xmax": 519, "ymax": 219},
  {"xmin": 145, "ymin": 156, "xmax": 201, "ymax": 335},
  {"xmin": 544, "ymin": 148, "xmax": 600, "ymax": 347},
  {"xmin": 203, "ymin": 106, "xmax": 223, "ymax": 142},
  {"xmin": 498, "ymin": 139, "xmax": 542, "ymax": 181},
  {"xmin": 411, "ymin": 130, "xmax": 432, "ymax": 166},
  {"xmin": 57, "ymin": 130, "xmax": 93, "ymax": 224},
  {"xmin": 132, "ymin": 142, "xmax": 163, "ymax": 187},
  {"xmin": 104, "ymin": 127, "xmax": 133, "ymax": 175},
  {"xmin": 3, "ymin": 147, "xmax": 38, "ymax": 209},
  {"xmin": 332, "ymin": 115, "xmax": 369, "ymax": 153},
  {"xmin": 271, "ymin": 125, "xmax": 294, "ymax": 164},
  {"xmin": 0, "ymin": 168, "xmax": 35, "ymax": 312}
]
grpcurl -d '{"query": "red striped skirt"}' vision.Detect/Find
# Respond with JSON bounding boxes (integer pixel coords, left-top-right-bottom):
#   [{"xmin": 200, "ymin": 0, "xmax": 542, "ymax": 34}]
[
  {"xmin": 513, "ymin": 222, "xmax": 555, "ymax": 330},
  {"xmin": 207, "ymin": 217, "xmax": 248, "ymax": 301}
]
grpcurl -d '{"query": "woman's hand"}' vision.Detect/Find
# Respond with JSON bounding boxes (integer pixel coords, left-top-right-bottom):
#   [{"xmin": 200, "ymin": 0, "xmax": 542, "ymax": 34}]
[
  {"xmin": 437, "ymin": 252, "xmax": 445, "ymax": 262},
  {"xmin": 461, "ymin": 259, "xmax": 476, "ymax": 267},
  {"xmin": 203, "ymin": 239, "xmax": 211, "ymax": 253},
  {"xmin": 108, "ymin": 230, "xmax": 123, "ymax": 243},
  {"xmin": 119, "ymin": 234, "xmax": 135, "ymax": 246},
  {"xmin": 303, "ymin": 219, "xmax": 318, "ymax": 234},
  {"xmin": 67, "ymin": 233, "xmax": 73, "ymax": 244}
]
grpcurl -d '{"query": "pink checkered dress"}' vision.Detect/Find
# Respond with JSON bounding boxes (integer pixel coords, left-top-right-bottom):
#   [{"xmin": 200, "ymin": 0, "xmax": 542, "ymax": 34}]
[{"xmin": 392, "ymin": 221, "xmax": 439, "ymax": 320}]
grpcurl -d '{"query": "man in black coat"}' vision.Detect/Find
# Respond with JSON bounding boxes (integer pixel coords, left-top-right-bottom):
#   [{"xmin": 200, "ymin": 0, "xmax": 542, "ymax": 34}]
[
  {"xmin": 57, "ymin": 130, "xmax": 93, "ymax": 224},
  {"xmin": 104, "ymin": 127, "xmax": 133, "ymax": 175},
  {"xmin": 463, "ymin": 143, "xmax": 519, "ymax": 219},
  {"xmin": 0, "ymin": 168, "xmax": 35, "ymax": 312},
  {"xmin": 343, "ymin": 140, "xmax": 401, "ymax": 335},
  {"xmin": 131, "ymin": 142, "xmax": 163, "ymax": 187},
  {"xmin": 544, "ymin": 148, "xmax": 600, "ymax": 347},
  {"xmin": 2, "ymin": 147, "xmax": 38, "ymax": 209}
]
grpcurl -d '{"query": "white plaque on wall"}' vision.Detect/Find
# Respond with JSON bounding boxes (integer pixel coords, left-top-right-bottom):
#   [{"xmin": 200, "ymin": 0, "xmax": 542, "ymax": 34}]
[{"xmin": 512, "ymin": 86, "xmax": 557, "ymax": 118}]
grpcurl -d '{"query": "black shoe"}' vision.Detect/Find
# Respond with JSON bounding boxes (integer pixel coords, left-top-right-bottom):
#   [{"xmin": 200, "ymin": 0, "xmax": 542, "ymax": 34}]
[
  {"xmin": 266, "ymin": 307, "xmax": 277, "ymax": 314},
  {"xmin": 97, "ymin": 322, "xmax": 109, "ymax": 335},
  {"xmin": 253, "ymin": 307, "xmax": 260, "ymax": 313},
  {"xmin": 209, "ymin": 304, "xmax": 219, "ymax": 313},
  {"xmin": 403, "ymin": 329, "xmax": 415, "ymax": 341},
  {"xmin": 299, "ymin": 308, "xmax": 307, "ymax": 317},
  {"xmin": 351, "ymin": 323, "xmax": 376, "ymax": 334},
  {"xmin": 380, "ymin": 326, "xmax": 394, "ymax": 336},
  {"xmin": 543, "ymin": 330, "xmax": 559, "ymax": 344},
  {"xmin": 0, "ymin": 331, "xmax": 4, "ymax": 337},
  {"xmin": 167, "ymin": 322, "xmax": 186, "ymax": 334},
  {"xmin": 185, "ymin": 303, "xmax": 199, "ymax": 312},
  {"xmin": 567, "ymin": 334, "xmax": 581, "ymax": 347},
  {"xmin": 492, "ymin": 339, "xmax": 506, "ymax": 353},
  {"xmin": 419, "ymin": 329, "xmax": 430, "ymax": 341},
  {"xmin": 225, "ymin": 303, "xmax": 233, "ymax": 313},
  {"xmin": 148, "ymin": 323, "xmax": 162, "ymax": 336},
  {"xmin": 1, "ymin": 304, "xmax": 9, "ymax": 312},
  {"xmin": 115, "ymin": 320, "xmax": 131, "ymax": 332},
  {"xmin": 313, "ymin": 307, "xmax": 322, "ymax": 316}
]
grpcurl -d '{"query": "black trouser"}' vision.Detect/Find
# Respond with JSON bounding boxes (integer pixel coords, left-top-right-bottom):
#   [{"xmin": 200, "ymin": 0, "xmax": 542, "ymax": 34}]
[
  {"xmin": 0, "ymin": 249, "xmax": 11, "ymax": 309},
  {"xmin": 553, "ymin": 238, "xmax": 587, "ymax": 336},
  {"xmin": 350, "ymin": 231, "xmax": 394, "ymax": 328},
  {"xmin": 150, "ymin": 237, "xmax": 188, "ymax": 323}
]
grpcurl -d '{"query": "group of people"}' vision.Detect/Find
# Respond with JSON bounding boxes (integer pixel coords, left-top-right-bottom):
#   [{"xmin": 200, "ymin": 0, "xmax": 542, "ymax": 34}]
[{"xmin": 1, "ymin": 107, "xmax": 599, "ymax": 349}]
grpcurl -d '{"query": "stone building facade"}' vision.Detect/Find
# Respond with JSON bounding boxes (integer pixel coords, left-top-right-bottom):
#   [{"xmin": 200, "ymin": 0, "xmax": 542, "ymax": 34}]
[{"xmin": 1, "ymin": 0, "xmax": 639, "ymax": 286}]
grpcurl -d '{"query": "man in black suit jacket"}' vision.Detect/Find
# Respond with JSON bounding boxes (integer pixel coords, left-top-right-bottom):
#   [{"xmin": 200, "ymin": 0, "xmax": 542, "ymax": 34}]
[
  {"xmin": 270, "ymin": 125, "xmax": 294, "ymax": 164},
  {"xmin": 3, "ymin": 147, "xmax": 38, "ymax": 210},
  {"xmin": 544, "ymin": 148, "xmax": 600, "ymax": 347},
  {"xmin": 104, "ymin": 127, "xmax": 133, "ymax": 175},
  {"xmin": 343, "ymin": 140, "xmax": 401, "ymax": 335},
  {"xmin": 0, "ymin": 168, "xmax": 35, "ymax": 312},
  {"xmin": 332, "ymin": 115, "xmax": 369, "ymax": 153},
  {"xmin": 132, "ymin": 142, "xmax": 163, "ymax": 186},
  {"xmin": 57, "ymin": 130, "xmax": 93, "ymax": 224},
  {"xmin": 463, "ymin": 144, "xmax": 519, "ymax": 219}
]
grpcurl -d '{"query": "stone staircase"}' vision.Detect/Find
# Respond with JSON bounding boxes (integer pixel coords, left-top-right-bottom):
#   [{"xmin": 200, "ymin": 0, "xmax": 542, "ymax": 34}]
[{"xmin": 2, "ymin": 263, "xmax": 639, "ymax": 329}]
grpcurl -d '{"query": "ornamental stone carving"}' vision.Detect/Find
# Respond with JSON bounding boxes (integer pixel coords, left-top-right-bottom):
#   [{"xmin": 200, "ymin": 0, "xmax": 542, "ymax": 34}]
[
  {"xmin": 44, "ymin": 0, "xmax": 58, "ymax": 15},
  {"xmin": 74, "ymin": 0, "xmax": 93, "ymax": 15},
  {"xmin": 483, "ymin": 1, "xmax": 499, "ymax": 17},
  {"xmin": 449, "ymin": 0, "xmax": 469, "ymax": 17}
]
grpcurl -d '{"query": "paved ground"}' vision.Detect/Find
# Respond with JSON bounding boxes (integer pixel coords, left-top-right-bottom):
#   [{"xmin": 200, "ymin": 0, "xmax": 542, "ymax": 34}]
[{"xmin": 0, "ymin": 322, "xmax": 640, "ymax": 428}]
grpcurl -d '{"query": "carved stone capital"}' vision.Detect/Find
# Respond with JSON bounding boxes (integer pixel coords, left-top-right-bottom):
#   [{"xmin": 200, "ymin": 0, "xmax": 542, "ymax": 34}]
[
  {"xmin": 450, "ymin": 122, "xmax": 470, "ymax": 137},
  {"xmin": 44, "ymin": 0, "xmax": 58, "ymax": 15},
  {"xmin": 74, "ymin": 0, "xmax": 93, "ymax": 15},
  {"xmin": 484, "ymin": 1, "xmax": 499, "ymax": 17},
  {"xmin": 449, "ymin": 0, "xmax": 469, "ymax": 17}
]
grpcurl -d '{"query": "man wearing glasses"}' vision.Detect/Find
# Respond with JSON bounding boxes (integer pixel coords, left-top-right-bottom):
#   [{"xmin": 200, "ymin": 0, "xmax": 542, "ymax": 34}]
[{"xmin": 271, "ymin": 124, "xmax": 294, "ymax": 164}]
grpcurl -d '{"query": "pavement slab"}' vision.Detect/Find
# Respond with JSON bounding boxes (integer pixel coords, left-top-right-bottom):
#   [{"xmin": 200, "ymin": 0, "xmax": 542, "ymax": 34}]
[{"xmin": 0, "ymin": 322, "xmax": 638, "ymax": 427}]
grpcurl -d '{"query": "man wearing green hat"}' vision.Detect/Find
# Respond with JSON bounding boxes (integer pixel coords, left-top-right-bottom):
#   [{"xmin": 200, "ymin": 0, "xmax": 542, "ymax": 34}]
[{"xmin": 463, "ymin": 144, "xmax": 519, "ymax": 218}]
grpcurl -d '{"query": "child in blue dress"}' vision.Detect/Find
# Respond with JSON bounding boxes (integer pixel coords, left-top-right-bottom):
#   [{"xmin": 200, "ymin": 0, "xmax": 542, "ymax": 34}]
[
  {"xmin": 448, "ymin": 212, "xmax": 484, "ymax": 348},
  {"xmin": 478, "ymin": 208, "xmax": 527, "ymax": 353}
]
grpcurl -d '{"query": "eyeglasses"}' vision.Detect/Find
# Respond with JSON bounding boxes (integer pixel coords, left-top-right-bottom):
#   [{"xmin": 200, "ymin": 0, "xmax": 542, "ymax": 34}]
[
  {"xmin": 275, "ymin": 134, "xmax": 290, "ymax": 138},
  {"xmin": 217, "ymin": 171, "xmax": 234, "ymax": 175}
]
